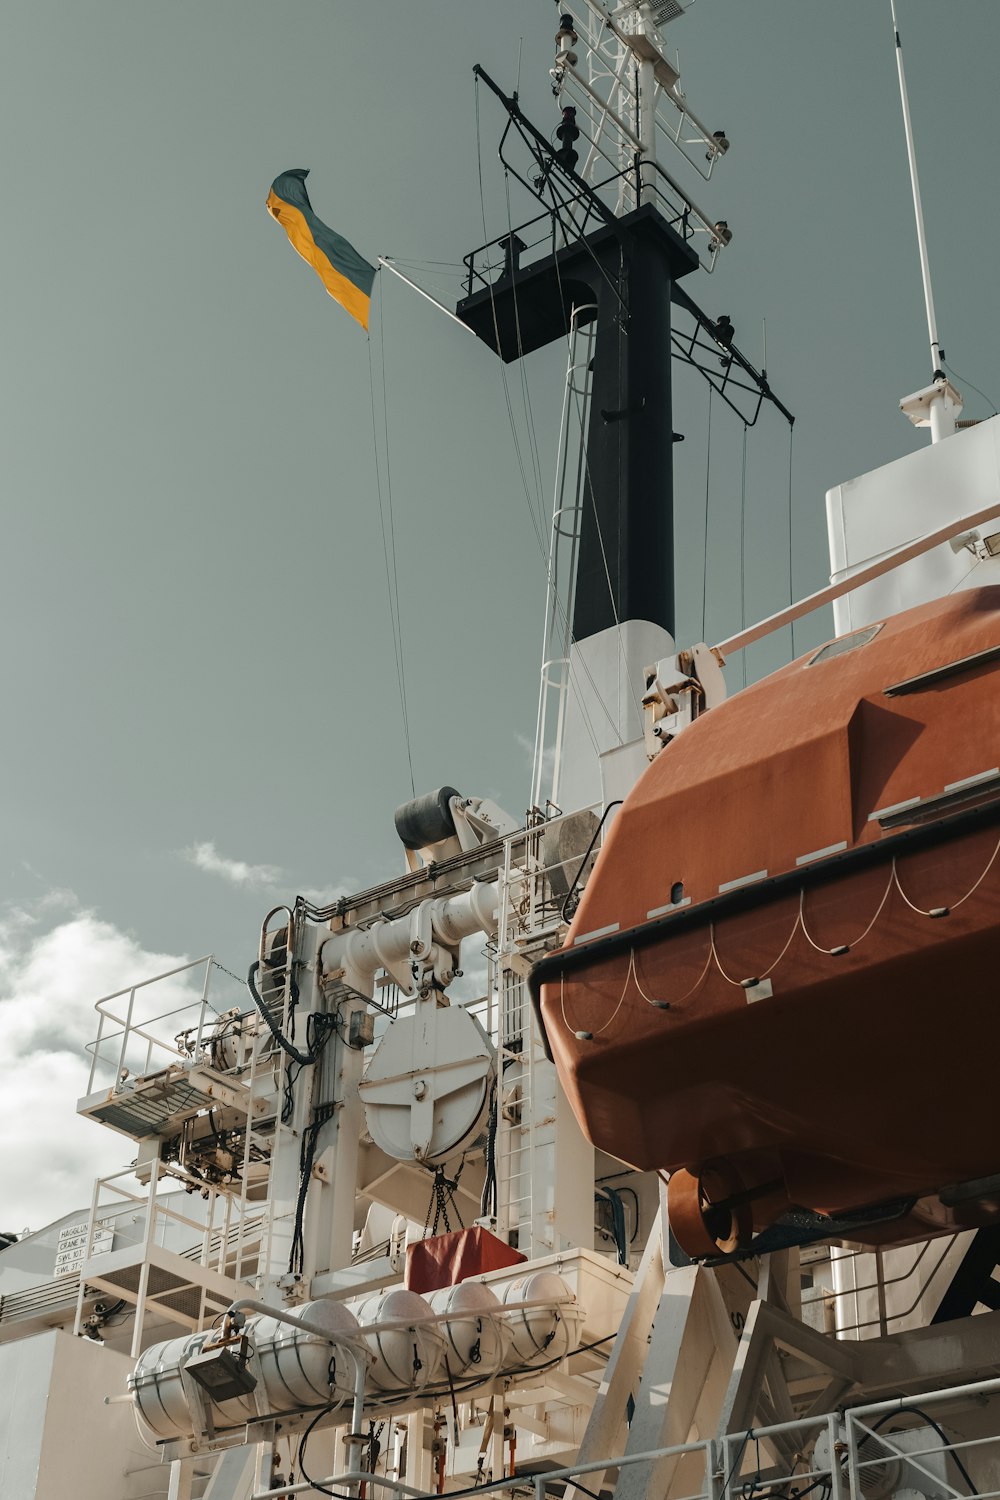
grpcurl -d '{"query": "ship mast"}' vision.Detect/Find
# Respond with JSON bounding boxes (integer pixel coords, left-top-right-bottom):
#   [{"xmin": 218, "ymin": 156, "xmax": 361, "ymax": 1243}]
[{"xmin": 457, "ymin": 4, "xmax": 786, "ymax": 809}]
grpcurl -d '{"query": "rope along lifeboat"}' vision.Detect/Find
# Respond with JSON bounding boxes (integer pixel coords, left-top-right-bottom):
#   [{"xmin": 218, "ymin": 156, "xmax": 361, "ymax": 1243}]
[{"xmin": 533, "ymin": 588, "xmax": 1000, "ymax": 1258}]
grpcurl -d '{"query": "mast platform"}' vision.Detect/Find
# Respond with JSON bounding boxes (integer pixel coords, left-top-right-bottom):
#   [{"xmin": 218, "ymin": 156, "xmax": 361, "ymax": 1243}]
[{"xmin": 456, "ymin": 203, "xmax": 698, "ymax": 361}]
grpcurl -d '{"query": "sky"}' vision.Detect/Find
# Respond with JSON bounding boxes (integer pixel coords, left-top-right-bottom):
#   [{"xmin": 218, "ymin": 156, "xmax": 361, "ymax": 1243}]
[{"xmin": 3, "ymin": 0, "xmax": 1000, "ymax": 1231}]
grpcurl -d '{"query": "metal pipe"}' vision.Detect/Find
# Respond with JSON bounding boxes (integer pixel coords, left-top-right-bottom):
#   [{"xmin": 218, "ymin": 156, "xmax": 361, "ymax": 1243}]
[
  {"xmin": 227, "ymin": 1299, "xmax": 370, "ymax": 1359},
  {"xmin": 850, "ymin": 1372, "xmax": 1000, "ymax": 1421},
  {"xmin": 253, "ymin": 1471, "xmax": 427, "ymax": 1500},
  {"xmin": 351, "ymin": 1294, "xmax": 575, "ymax": 1339}
]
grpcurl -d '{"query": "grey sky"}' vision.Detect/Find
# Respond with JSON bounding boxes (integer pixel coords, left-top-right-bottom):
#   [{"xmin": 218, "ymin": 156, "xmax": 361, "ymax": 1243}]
[{"xmin": 3, "ymin": 1, "xmax": 999, "ymax": 1225}]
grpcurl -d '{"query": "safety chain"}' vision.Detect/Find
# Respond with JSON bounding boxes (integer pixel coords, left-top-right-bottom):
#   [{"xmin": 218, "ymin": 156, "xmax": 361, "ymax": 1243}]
[{"xmin": 211, "ymin": 959, "xmax": 249, "ymax": 988}]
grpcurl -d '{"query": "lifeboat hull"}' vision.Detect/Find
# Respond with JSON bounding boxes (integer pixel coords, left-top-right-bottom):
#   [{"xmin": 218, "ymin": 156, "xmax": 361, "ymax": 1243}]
[{"xmin": 535, "ymin": 589, "xmax": 1000, "ymax": 1253}]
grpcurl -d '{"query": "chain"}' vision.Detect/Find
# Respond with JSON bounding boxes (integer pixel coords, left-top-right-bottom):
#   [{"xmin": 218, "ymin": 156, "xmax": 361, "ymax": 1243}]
[
  {"xmin": 212, "ymin": 960, "xmax": 249, "ymax": 987},
  {"xmin": 423, "ymin": 1163, "xmax": 466, "ymax": 1237}
]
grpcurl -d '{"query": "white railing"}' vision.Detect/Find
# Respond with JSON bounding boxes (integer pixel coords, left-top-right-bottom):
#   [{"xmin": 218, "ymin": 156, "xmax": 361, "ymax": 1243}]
[
  {"xmin": 83, "ymin": 955, "xmax": 226, "ymax": 1094},
  {"xmin": 250, "ymin": 1373, "xmax": 1000, "ymax": 1500},
  {"xmin": 802, "ymin": 1235, "xmax": 967, "ymax": 1339},
  {"xmin": 73, "ymin": 1158, "xmax": 266, "ymax": 1356}
]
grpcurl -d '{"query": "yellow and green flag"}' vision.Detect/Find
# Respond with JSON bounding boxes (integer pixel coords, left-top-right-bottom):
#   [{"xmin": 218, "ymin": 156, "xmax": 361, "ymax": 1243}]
[{"xmin": 266, "ymin": 169, "xmax": 376, "ymax": 331}]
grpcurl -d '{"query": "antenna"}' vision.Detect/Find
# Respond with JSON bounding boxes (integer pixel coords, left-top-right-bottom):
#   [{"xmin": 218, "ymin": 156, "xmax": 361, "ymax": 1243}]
[{"xmin": 891, "ymin": 0, "xmax": 962, "ymax": 442}]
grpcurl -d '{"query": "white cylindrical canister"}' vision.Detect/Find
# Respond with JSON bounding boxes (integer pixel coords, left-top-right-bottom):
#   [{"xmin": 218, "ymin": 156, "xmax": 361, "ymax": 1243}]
[
  {"xmin": 352, "ymin": 1289, "xmax": 445, "ymax": 1392},
  {"xmin": 253, "ymin": 1299, "xmax": 362, "ymax": 1411},
  {"xmin": 129, "ymin": 1300, "xmax": 363, "ymax": 1443},
  {"xmin": 130, "ymin": 1329, "xmax": 257, "ymax": 1442},
  {"xmin": 429, "ymin": 1280, "xmax": 510, "ymax": 1380},
  {"xmin": 500, "ymin": 1272, "xmax": 581, "ymax": 1369}
]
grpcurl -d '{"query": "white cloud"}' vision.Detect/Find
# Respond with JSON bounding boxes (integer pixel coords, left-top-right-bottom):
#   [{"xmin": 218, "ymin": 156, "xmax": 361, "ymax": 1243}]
[
  {"xmin": 185, "ymin": 840, "xmax": 283, "ymax": 889},
  {"xmin": 297, "ymin": 881, "xmax": 355, "ymax": 907},
  {"xmin": 0, "ymin": 892, "xmax": 193, "ymax": 1235},
  {"xmin": 183, "ymin": 842, "xmax": 357, "ymax": 908}
]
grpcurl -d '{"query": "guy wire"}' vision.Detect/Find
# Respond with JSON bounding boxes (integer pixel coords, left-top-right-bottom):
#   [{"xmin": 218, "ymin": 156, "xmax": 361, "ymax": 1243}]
[{"xmin": 367, "ymin": 312, "xmax": 416, "ymax": 797}]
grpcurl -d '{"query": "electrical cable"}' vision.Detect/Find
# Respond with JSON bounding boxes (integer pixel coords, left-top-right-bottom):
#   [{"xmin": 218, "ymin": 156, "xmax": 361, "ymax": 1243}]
[
  {"xmin": 369, "ymin": 1332, "xmax": 618, "ymax": 1418},
  {"xmin": 247, "ymin": 961, "xmax": 323, "ymax": 1068},
  {"xmin": 480, "ymin": 1078, "xmax": 499, "ymax": 1219},
  {"xmin": 617, "ymin": 1184, "xmax": 641, "ymax": 1242},
  {"xmin": 297, "ymin": 1401, "xmax": 358, "ymax": 1500},
  {"xmin": 942, "ymin": 357, "xmax": 998, "ymax": 418},
  {"xmin": 597, "ymin": 1186, "xmax": 628, "ymax": 1265},
  {"xmin": 561, "ymin": 800, "xmax": 622, "ymax": 922},
  {"xmin": 719, "ymin": 1427, "xmax": 755, "ymax": 1499},
  {"xmin": 293, "ymin": 1333, "xmax": 620, "ymax": 1500},
  {"xmin": 701, "ymin": 385, "xmax": 714, "ymax": 640},
  {"xmin": 869, "ymin": 1406, "xmax": 979, "ymax": 1496},
  {"xmin": 289, "ymin": 1099, "xmax": 337, "ymax": 1276}
]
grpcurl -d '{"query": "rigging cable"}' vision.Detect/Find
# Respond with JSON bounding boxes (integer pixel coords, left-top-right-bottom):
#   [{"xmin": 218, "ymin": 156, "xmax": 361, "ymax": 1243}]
[
  {"xmin": 475, "ymin": 78, "xmax": 550, "ymax": 566},
  {"xmin": 478, "ymin": 91, "xmax": 618, "ymax": 769},
  {"xmin": 367, "ymin": 318, "xmax": 416, "ymax": 797},
  {"xmin": 504, "ymin": 169, "xmax": 548, "ymax": 545},
  {"xmin": 378, "ymin": 293, "xmax": 415, "ymax": 797},
  {"xmin": 701, "ymin": 384, "xmax": 714, "ymax": 640},
  {"xmin": 787, "ymin": 423, "xmax": 797, "ymax": 657},
  {"xmin": 740, "ymin": 423, "xmax": 749, "ymax": 689}
]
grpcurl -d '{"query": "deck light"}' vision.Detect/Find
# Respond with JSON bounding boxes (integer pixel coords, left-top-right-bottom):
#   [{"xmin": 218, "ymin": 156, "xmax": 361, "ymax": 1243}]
[{"xmin": 185, "ymin": 1337, "xmax": 258, "ymax": 1403}]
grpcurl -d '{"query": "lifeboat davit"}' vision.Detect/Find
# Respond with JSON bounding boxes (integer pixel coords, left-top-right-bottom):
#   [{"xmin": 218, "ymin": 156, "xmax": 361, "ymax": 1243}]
[{"xmin": 533, "ymin": 589, "xmax": 1000, "ymax": 1258}]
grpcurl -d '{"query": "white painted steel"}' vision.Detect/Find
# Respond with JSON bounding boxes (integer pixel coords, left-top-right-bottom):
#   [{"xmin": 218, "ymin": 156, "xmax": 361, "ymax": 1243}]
[
  {"xmin": 321, "ymin": 881, "xmax": 499, "ymax": 999},
  {"xmin": 824, "ymin": 418, "xmax": 1000, "ymax": 636},
  {"xmin": 559, "ymin": 620, "xmax": 676, "ymax": 813},
  {"xmin": 359, "ymin": 1003, "xmax": 495, "ymax": 1164}
]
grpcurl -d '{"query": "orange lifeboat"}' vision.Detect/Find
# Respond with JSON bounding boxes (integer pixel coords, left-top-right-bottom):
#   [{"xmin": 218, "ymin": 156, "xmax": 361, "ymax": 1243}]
[{"xmin": 533, "ymin": 588, "xmax": 1000, "ymax": 1258}]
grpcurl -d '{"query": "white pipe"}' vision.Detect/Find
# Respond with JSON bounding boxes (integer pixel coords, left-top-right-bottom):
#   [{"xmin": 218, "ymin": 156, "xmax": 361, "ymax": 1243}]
[
  {"xmin": 322, "ymin": 882, "xmax": 500, "ymax": 994},
  {"xmin": 253, "ymin": 1472, "xmax": 427, "ymax": 1500},
  {"xmin": 715, "ymin": 499, "xmax": 1000, "ymax": 657},
  {"xmin": 351, "ymin": 1294, "xmax": 575, "ymax": 1339}
]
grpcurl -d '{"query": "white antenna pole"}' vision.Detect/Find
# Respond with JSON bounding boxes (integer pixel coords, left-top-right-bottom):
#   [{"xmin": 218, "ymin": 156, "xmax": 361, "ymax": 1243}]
[{"xmin": 890, "ymin": 0, "xmax": 958, "ymax": 441}]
